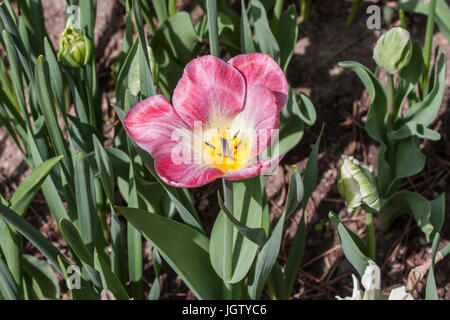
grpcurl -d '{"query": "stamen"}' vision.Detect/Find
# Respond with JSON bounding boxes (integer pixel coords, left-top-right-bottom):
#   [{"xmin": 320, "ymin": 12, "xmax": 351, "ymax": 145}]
[
  {"xmin": 234, "ymin": 140, "xmax": 242, "ymax": 150},
  {"xmin": 233, "ymin": 129, "xmax": 240, "ymax": 139},
  {"xmin": 221, "ymin": 137, "xmax": 230, "ymax": 157},
  {"xmin": 204, "ymin": 141, "xmax": 215, "ymax": 149}
]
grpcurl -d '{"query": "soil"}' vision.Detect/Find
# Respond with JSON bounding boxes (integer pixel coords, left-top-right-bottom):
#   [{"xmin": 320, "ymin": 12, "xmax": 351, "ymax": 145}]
[{"xmin": 0, "ymin": 0, "xmax": 449, "ymax": 300}]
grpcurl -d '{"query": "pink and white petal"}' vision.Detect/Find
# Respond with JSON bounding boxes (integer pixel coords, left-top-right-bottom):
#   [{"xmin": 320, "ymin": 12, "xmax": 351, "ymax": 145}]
[
  {"xmin": 229, "ymin": 53, "xmax": 288, "ymax": 109},
  {"xmin": 123, "ymin": 95, "xmax": 190, "ymax": 156},
  {"xmin": 154, "ymin": 150, "xmax": 223, "ymax": 188},
  {"xmin": 172, "ymin": 55, "xmax": 246, "ymax": 127},
  {"xmin": 242, "ymin": 84, "xmax": 279, "ymax": 156},
  {"xmin": 223, "ymin": 156, "xmax": 284, "ymax": 181}
]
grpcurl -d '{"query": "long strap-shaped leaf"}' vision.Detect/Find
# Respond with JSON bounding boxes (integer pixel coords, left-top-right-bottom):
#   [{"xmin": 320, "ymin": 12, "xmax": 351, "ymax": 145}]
[
  {"xmin": 10, "ymin": 156, "xmax": 63, "ymax": 217},
  {"xmin": 247, "ymin": 166, "xmax": 304, "ymax": 299},
  {"xmin": 116, "ymin": 206, "xmax": 222, "ymax": 300},
  {"xmin": 0, "ymin": 256, "xmax": 21, "ymax": 300},
  {"xmin": 0, "ymin": 203, "xmax": 66, "ymax": 275}
]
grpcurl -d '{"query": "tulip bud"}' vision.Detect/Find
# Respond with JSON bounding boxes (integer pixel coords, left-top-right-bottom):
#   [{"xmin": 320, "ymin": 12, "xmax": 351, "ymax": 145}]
[
  {"xmin": 57, "ymin": 21, "xmax": 93, "ymax": 68},
  {"xmin": 373, "ymin": 27, "xmax": 412, "ymax": 74},
  {"xmin": 337, "ymin": 155, "xmax": 380, "ymax": 212}
]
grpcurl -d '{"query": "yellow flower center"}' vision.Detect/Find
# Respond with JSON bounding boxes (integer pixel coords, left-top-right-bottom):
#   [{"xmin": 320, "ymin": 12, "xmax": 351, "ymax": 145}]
[{"xmin": 203, "ymin": 127, "xmax": 250, "ymax": 173}]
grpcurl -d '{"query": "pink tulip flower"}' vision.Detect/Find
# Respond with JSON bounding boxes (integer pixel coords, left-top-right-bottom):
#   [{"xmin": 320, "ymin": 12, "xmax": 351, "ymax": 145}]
[{"xmin": 123, "ymin": 53, "xmax": 288, "ymax": 188}]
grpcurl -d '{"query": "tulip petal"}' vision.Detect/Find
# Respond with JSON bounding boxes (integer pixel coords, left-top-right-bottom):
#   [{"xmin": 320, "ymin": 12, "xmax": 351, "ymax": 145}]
[
  {"xmin": 243, "ymin": 84, "xmax": 279, "ymax": 157},
  {"xmin": 123, "ymin": 95, "xmax": 189, "ymax": 156},
  {"xmin": 229, "ymin": 53, "xmax": 288, "ymax": 109},
  {"xmin": 155, "ymin": 150, "xmax": 223, "ymax": 188},
  {"xmin": 223, "ymin": 156, "xmax": 283, "ymax": 181},
  {"xmin": 173, "ymin": 55, "xmax": 246, "ymax": 127}
]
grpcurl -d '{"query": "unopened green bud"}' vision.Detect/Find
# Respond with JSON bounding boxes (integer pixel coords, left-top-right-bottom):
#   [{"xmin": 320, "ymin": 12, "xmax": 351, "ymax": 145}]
[
  {"xmin": 58, "ymin": 22, "xmax": 93, "ymax": 68},
  {"xmin": 337, "ymin": 155, "xmax": 380, "ymax": 212},
  {"xmin": 373, "ymin": 27, "xmax": 412, "ymax": 74}
]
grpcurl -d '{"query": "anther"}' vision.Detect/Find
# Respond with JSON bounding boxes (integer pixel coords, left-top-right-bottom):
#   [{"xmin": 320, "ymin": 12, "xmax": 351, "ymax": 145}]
[
  {"xmin": 204, "ymin": 141, "xmax": 215, "ymax": 149},
  {"xmin": 221, "ymin": 137, "xmax": 231, "ymax": 157}
]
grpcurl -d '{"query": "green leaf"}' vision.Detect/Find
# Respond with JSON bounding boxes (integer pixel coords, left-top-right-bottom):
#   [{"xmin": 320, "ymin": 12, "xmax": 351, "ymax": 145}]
[
  {"xmin": 284, "ymin": 211, "xmax": 306, "ymax": 295},
  {"xmin": 151, "ymin": 12, "xmax": 201, "ymax": 66},
  {"xmin": 0, "ymin": 203, "xmax": 65, "ymax": 275},
  {"xmin": 94, "ymin": 252, "xmax": 130, "ymax": 300},
  {"xmin": 9, "ymin": 156, "xmax": 63, "ymax": 217},
  {"xmin": 133, "ymin": 0, "xmax": 156, "ymax": 98},
  {"xmin": 400, "ymin": 52, "xmax": 446, "ymax": 127},
  {"xmin": 217, "ymin": 192, "xmax": 266, "ymax": 246},
  {"xmin": 276, "ymin": 5, "xmax": 297, "ymax": 72},
  {"xmin": 385, "ymin": 137, "xmax": 426, "ymax": 196},
  {"xmin": 249, "ymin": 0, "xmax": 280, "ymax": 61},
  {"xmin": 152, "ymin": 0, "xmax": 168, "ymax": 23},
  {"xmin": 429, "ymin": 193, "xmax": 445, "ymax": 241},
  {"xmin": 297, "ymin": 92, "xmax": 317, "ymax": 126},
  {"xmin": 43, "ymin": 37, "xmax": 67, "ymax": 121},
  {"xmin": 247, "ymin": 166, "xmax": 304, "ymax": 299},
  {"xmin": 115, "ymin": 39, "xmax": 139, "ymax": 107},
  {"xmin": 57, "ymin": 255, "xmax": 99, "ymax": 300},
  {"xmin": 110, "ymin": 205, "xmax": 127, "ymax": 285},
  {"xmin": 59, "ymin": 219, "xmax": 102, "ymax": 289},
  {"xmin": 92, "ymin": 136, "xmax": 115, "ymax": 204},
  {"xmin": 59, "ymin": 219, "xmax": 94, "ymax": 267},
  {"xmin": 378, "ymin": 191, "xmax": 434, "ymax": 241},
  {"xmin": 425, "ymin": 233, "xmax": 439, "ymax": 300},
  {"xmin": 302, "ymin": 124, "xmax": 323, "ymax": 208},
  {"xmin": 35, "ymin": 56, "xmax": 73, "ymax": 179},
  {"xmin": 116, "ymin": 206, "xmax": 222, "ymax": 299},
  {"xmin": 339, "ymin": 61, "xmax": 388, "ymax": 143},
  {"xmin": 240, "ymin": 0, "xmax": 256, "ymax": 53},
  {"xmin": 154, "ymin": 47, "xmax": 184, "ymax": 100},
  {"xmin": 73, "ymin": 152, "xmax": 97, "ymax": 254},
  {"xmin": 147, "ymin": 248, "xmax": 162, "ymax": 300},
  {"xmin": 398, "ymin": 41, "xmax": 424, "ymax": 85},
  {"xmin": 68, "ymin": 115, "xmax": 105, "ymax": 154},
  {"xmin": 329, "ymin": 211, "xmax": 370, "ymax": 276},
  {"xmin": 27, "ymin": 131, "xmax": 69, "ymax": 223},
  {"xmin": 283, "ymin": 127, "xmax": 322, "ymax": 295},
  {"xmin": 210, "ymin": 177, "xmax": 264, "ymax": 284},
  {"xmin": 0, "ymin": 3, "xmax": 34, "ymax": 82},
  {"xmin": 398, "ymin": 0, "xmax": 450, "ymax": 42},
  {"xmin": 22, "ymin": 254, "xmax": 59, "ymax": 300},
  {"xmin": 206, "ymin": 0, "xmax": 220, "ymax": 57},
  {"xmin": 388, "ymin": 121, "xmax": 440, "ymax": 141},
  {"xmin": 134, "ymin": 146, "xmax": 204, "ymax": 233},
  {"xmin": 0, "ymin": 256, "xmax": 21, "ymax": 300}
]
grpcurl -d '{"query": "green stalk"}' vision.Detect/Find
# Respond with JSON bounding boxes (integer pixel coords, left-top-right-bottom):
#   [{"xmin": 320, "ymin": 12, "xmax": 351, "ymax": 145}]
[
  {"xmin": 365, "ymin": 210, "xmax": 375, "ymax": 260},
  {"xmin": 386, "ymin": 73, "xmax": 395, "ymax": 130},
  {"xmin": 399, "ymin": 9, "xmax": 406, "ymax": 29},
  {"xmin": 168, "ymin": 0, "xmax": 176, "ymax": 16},
  {"xmin": 222, "ymin": 179, "xmax": 233, "ymax": 299},
  {"xmin": 270, "ymin": 0, "xmax": 284, "ymax": 33},
  {"xmin": 421, "ymin": 0, "xmax": 436, "ymax": 95},
  {"xmin": 345, "ymin": 0, "xmax": 362, "ymax": 28},
  {"xmin": 299, "ymin": 0, "xmax": 311, "ymax": 21},
  {"xmin": 385, "ymin": 73, "xmax": 396, "ymax": 196},
  {"xmin": 206, "ymin": 0, "xmax": 220, "ymax": 57}
]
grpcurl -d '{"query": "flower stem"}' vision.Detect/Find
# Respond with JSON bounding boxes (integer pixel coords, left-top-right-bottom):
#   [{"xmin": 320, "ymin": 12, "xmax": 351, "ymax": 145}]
[
  {"xmin": 385, "ymin": 73, "xmax": 396, "ymax": 196},
  {"xmin": 270, "ymin": 0, "xmax": 284, "ymax": 33},
  {"xmin": 386, "ymin": 73, "xmax": 395, "ymax": 131},
  {"xmin": 366, "ymin": 210, "xmax": 376, "ymax": 260},
  {"xmin": 206, "ymin": 0, "xmax": 220, "ymax": 57},
  {"xmin": 222, "ymin": 179, "xmax": 234, "ymax": 298},
  {"xmin": 345, "ymin": 0, "xmax": 362, "ymax": 28},
  {"xmin": 421, "ymin": 0, "xmax": 436, "ymax": 95}
]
